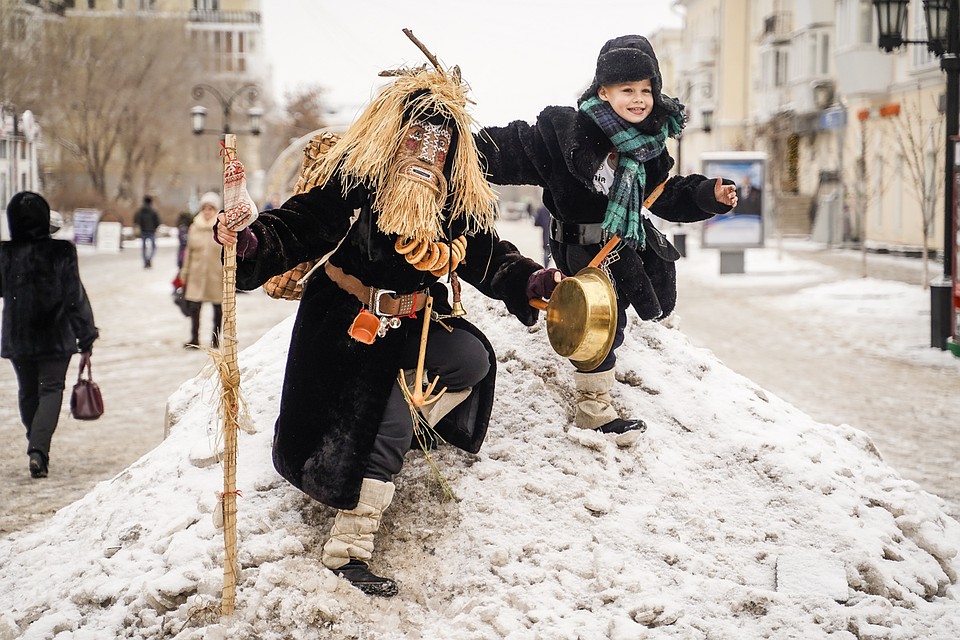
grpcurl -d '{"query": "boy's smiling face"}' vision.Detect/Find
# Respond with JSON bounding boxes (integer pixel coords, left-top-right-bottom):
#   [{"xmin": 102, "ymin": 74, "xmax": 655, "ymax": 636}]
[{"xmin": 598, "ymin": 79, "xmax": 654, "ymax": 124}]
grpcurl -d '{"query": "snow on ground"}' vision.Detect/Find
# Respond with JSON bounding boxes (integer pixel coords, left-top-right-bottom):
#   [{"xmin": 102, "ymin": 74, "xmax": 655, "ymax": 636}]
[{"xmin": 1, "ymin": 286, "xmax": 958, "ymax": 639}]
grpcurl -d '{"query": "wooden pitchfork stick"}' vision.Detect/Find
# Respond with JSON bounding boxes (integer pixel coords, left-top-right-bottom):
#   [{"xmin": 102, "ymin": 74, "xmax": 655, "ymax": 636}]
[
  {"xmin": 399, "ymin": 295, "xmax": 447, "ymax": 407},
  {"xmin": 218, "ymin": 133, "xmax": 242, "ymax": 617}
]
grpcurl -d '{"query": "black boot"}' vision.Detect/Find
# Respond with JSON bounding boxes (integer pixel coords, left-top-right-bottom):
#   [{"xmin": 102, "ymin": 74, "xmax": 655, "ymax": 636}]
[
  {"xmin": 28, "ymin": 451, "xmax": 48, "ymax": 478},
  {"xmin": 598, "ymin": 418, "xmax": 647, "ymax": 435},
  {"xmin": 332, "ymin": 560, "xmax": 398, "ymax": 597}
]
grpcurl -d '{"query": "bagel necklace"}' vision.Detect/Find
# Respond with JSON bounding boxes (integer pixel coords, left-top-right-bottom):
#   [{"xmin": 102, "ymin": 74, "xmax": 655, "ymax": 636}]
[{"xmin": 394, "ymin": 235, "xmax": 467, "ymax": 277}]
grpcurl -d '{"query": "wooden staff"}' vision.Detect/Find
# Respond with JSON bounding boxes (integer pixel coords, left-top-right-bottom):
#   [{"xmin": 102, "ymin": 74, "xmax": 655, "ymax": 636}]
[{"xmin": 219, "ymin": 133, "xmax": 241, "ymax": 616}]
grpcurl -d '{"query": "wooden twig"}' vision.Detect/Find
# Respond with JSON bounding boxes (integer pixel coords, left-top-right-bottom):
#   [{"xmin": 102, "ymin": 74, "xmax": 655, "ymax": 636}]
[{"xmin": 402, "ymin": 28, "xmax": 443, "ymax": 73}]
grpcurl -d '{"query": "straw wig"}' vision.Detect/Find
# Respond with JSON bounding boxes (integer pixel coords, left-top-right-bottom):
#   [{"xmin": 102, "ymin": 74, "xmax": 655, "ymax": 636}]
[{"xmin": 308, "ymin": 66, "xmax": 497, "ymax": 243}]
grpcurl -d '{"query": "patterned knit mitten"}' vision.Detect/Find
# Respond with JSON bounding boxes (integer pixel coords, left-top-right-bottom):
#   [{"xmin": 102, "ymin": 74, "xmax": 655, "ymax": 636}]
[{"xmin": 222, "ymin": 158, "xmax": 259, "ymax": 231}]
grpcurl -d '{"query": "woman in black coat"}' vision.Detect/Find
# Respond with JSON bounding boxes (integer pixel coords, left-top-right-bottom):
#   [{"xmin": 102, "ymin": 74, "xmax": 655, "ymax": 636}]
[
  {"xmin": 476, "ymin": 34, "xmax": 738, "ymax": 440},
  {"xmin": 0, "ymin": 192, "xmax": 98, "ymax": 478}
]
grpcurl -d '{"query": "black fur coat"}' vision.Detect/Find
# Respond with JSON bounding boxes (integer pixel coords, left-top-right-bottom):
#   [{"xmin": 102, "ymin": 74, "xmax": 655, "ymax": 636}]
[
  {"xmin": 0, "ymin": 194, "xmax": 98, "ymax": 360},
  {"xmin": 234, "ymin": 178, "xmax": 541, "ymax": 509},
  {"xmin": 476, "ymin": 106, "xmax": 734, "ymax": 320}
]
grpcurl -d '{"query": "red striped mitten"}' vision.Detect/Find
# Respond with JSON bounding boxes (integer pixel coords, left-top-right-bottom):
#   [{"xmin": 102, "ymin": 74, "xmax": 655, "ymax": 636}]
[{"xmin": 222, "ymin": 158, "xmax": 259, "ymax": 231}]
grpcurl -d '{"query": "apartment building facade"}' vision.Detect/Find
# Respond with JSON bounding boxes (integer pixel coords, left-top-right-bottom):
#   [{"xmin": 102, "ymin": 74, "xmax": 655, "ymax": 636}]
[
  {"xmin": 0, "ymin": 0, "xmax": 268, "ymax": 218},
  {"xmin": 662, "ymin": 0, "xmax": 950, "ymax": 256}
]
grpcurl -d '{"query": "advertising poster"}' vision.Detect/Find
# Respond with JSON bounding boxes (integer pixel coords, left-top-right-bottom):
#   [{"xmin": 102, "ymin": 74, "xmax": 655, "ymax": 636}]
[
  {"xmin": 701, "ymin": 152, "xmax": 766, "ymax": 249},
  {"xmin": 72, "ymin": 208, "xmax": 101, "ymax": 247}
]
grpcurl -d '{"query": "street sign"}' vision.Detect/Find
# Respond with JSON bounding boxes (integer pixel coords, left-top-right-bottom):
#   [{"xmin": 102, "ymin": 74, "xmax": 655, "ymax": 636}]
[{"xmin": 819, "ymin": 107, "xmax": 847, "ymax": 130}]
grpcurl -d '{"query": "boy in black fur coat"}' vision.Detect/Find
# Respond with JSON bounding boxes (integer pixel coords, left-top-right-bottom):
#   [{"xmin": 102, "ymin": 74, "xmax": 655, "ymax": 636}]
[
  {"xmin": 476, "ymin": 34, "xmax": 738, "ymax": 441},
  {"xmin": 216, "ymin": 65, "xmax": 561, "ymax": 597}
]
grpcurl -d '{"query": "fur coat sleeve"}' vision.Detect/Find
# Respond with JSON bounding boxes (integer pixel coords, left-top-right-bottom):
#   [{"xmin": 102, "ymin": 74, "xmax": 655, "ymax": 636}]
[{"xmin": 476, "ymin": 106, "xmax": 735, "ymax": 320}]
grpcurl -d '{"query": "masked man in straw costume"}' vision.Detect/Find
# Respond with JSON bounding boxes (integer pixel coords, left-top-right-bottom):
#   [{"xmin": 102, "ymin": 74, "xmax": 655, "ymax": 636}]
[{"xmin": 215, "ymin": 61, "xmax": 560, "ymax": 597}]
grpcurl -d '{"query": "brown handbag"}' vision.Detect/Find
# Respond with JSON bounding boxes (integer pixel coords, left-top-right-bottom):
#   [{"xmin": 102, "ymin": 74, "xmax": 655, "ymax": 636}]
[
  {"xmin": 70, "ymin": 352, "xmax": 104, "ymax": 420},
  {"xmin": 262, "ymin": 131, "xmax": 341, "ymax": 301}
]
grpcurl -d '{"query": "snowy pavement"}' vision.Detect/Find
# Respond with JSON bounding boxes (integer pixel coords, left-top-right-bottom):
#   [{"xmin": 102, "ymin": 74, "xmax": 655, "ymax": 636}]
[{"xmin": 0, "ymin": 240, "xmax": 294, "ymax": 534}]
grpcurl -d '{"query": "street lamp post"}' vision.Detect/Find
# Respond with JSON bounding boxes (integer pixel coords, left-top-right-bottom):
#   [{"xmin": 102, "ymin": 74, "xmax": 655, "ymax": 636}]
[
  {"xmin": 190, "ymin": 83, "xmax": 263, "ymax": 138},
  {"xmin": 872, "ymin": 0, "xmax": 958, "ymax": 350}
]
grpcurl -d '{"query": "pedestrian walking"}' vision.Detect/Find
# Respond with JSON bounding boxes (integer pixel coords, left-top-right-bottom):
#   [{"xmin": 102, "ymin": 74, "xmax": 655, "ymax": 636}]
[
  {"xmin": 175, "ymin": 210, "xmax": 193, "ymax": 269},
  {"xmin": 133, "ymin": 195, "xmax": 160, "ymax": 268},
  {"xmin": 0, "ymin": 191, "xmax": 99, "ymax": 478},
  {"xmin": 178, "ymin": 192, "xmax": 223, "ymax": 348}
]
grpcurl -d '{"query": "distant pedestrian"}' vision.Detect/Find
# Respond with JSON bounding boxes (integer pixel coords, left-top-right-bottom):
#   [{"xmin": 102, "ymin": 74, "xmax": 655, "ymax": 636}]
[
  {"xmin": 534, "ymin": 203, "xmax": 552, "ymax": 266},
  {"xmin": 133, "ymin": 195, "xmax": 160, "ymax": 268},
  {"xmin": 262, "ymin": 192, "xmax": 281, "ymax": 211},
  {"xmin": 178, "ymin": 192, "xmax": 223, "ymax": 348},
  {"xmin": 0, "ymin": 192, "xmax": 99, "ymax": 479},
  {"xmin": 175, "ymin": 210, "xmax": 193, "ymax": 269}
]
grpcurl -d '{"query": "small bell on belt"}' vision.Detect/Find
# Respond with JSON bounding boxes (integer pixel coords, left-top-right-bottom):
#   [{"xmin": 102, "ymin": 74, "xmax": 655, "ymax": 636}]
[{"xmin": 450, "ymin": 271, "xmax": 466, "ymax": 317}]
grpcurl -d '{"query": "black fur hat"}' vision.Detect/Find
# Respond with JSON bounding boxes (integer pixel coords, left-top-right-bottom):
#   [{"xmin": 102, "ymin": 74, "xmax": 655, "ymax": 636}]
[
  {"xmin": 579, "ymin": 34, "xmax": 681, "ymax": 120},
  {"xmin": 6, "ymin": 191, "xmax": 51, "ymax": 241}
]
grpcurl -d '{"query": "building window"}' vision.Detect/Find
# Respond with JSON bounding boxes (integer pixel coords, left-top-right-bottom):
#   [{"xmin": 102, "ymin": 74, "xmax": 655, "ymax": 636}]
[
  {"xmin": 911, "ymin": 1, "xmax": 937, "ymax": 67},
  {"xmin": 193, "ymin": 0, "xmax": 220, "ymax": 10},
  {"xmin": 775, "ymin": 49, "xmax": 789, "ymax": 87},
  {"xmin": 820, "ymin": 33, "xmax": 830, "ymax": 74},
  {"xmin": 858, "ymin": 0, "xmax": 874, "ymax": 44}
]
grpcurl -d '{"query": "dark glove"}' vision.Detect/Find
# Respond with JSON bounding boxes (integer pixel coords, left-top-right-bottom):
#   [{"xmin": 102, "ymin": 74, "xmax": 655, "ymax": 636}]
[
  {"xmin": 526, "ymin": 268, "xmax": 563, "ymax": 301},
  {"xmin": 235, "ymin": 227, "xmax": 259, "ymax": 258}
]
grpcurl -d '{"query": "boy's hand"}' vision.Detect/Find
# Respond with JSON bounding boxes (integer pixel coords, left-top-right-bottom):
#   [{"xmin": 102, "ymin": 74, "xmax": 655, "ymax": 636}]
[{"xmin": 714, "ymin": 178, "xmax": 738, "ymax": 207}]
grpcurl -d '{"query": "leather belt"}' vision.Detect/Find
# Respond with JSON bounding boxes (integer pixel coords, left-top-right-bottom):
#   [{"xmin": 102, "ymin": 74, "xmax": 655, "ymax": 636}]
[
  {"xmin": 550, "ymin": 219, "xmax": 605, "ymax": 245},
  {"xmin": 325, "ymin": 262, "xmax": 428, "ymax": 316}
]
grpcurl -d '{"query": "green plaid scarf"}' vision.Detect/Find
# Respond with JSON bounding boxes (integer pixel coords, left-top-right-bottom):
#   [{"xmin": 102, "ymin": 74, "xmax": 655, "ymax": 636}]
[{"xmin": 580, "ymin": 96, "xmax": 683, "ymax": 246}]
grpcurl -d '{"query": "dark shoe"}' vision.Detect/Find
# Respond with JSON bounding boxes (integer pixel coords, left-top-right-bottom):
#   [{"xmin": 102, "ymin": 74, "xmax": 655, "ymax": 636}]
[
  {"xmin": 598, "ymin": 418, "xmax": 647, "ymax": 435},
  {"xmin": 29, "ymin": 451, "xmax": 48, "ymax": 478},
  {"xmin": 599, "ymin": 418, "xmax": 647, "ymax": 447},
  {"xmin": 332, "ymin": 560, "xmax": 398, "ymax": 597}
]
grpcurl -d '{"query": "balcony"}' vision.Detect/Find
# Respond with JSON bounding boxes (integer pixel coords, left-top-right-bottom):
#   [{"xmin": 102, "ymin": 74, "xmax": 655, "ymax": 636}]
[
  {"xmin": 188, "ymin": 10, "xmax": 261, "ymax": 24},
  {"xmin": 835, "ymin": 45, "xmax": 895, "ymax": 97},
  {"xmin": 762, "ymin": 11, "xmax": 793, "ymax": 44}
]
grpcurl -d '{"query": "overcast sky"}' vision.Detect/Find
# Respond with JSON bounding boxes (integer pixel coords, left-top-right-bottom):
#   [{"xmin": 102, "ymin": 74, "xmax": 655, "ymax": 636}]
[{"xmin": 260, "ymin": 0, "xmax": 683, "ymax": 126}]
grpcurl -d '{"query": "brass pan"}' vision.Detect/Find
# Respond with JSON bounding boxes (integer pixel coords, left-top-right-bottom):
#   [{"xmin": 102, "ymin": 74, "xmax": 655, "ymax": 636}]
[
  {"xmin": 540, "ymin": 265, "xmax": 618, "ymax": 371},
  {"xmin": 527, "ymin": 181, "xmax": 667, "ymax": 371}
]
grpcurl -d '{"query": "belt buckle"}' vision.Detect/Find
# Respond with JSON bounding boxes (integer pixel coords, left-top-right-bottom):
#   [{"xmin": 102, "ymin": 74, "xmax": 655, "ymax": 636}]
[{"xmin": 373, "ymin": 289, "xmax": 397, "ymax": 316}]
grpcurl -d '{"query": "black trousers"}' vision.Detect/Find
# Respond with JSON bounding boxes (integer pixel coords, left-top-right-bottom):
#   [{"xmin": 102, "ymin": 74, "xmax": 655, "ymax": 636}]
[
  {"xmin": 365, "ymin": 325, "xmax": 490, "ymax": 483},
  {"xmin": 189, "ymin": 303, "xmax": 223, "ymax": 346},
  {"xmin": 11, "ymin": 355, "xmax": 72, "ymax": 459}
]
